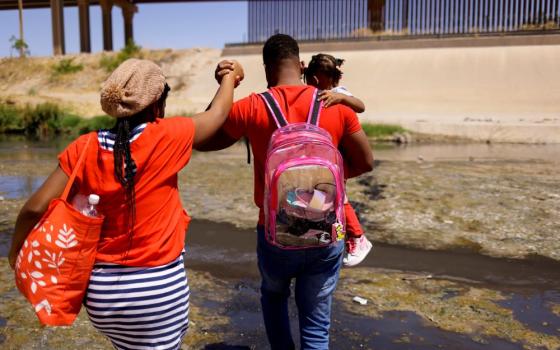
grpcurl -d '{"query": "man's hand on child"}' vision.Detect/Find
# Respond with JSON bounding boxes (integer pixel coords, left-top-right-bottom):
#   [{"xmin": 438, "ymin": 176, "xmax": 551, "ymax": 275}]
[
  {"xmin": 318, "ymin": 91, "xmax": 345, "ymax": 108},
  {"xmin": 215, "ymin": 60, "xmax": 244, "ymax": 88}
]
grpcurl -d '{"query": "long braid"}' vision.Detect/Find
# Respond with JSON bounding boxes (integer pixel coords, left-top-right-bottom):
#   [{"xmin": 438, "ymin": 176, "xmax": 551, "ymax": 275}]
[
  {"xmin": 113, "ymin": 119, "xmax": 137, "ymax": 241},
  {"xmin": 110, "ymin": 84, "xmax": 169, "ymax": 259}
]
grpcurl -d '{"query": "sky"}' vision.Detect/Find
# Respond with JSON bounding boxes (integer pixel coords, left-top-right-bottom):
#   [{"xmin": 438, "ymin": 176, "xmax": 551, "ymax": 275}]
[{"xmin": 0, "ymin": 1, "xmax": 248, "ymax": 57}]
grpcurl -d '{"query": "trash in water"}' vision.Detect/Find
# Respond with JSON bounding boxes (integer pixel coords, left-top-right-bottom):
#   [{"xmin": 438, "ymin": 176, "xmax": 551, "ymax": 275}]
[
  {"xmin": 352, "ymin": 296, "xmax": 368, "ymax": 305},
  {"xmin": 401, "ymin": 274, "xmax": 433, "ymax": 281}
]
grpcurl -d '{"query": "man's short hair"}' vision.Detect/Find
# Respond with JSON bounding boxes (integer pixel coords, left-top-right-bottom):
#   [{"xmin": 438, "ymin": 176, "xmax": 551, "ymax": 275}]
[{"xmin": 262, "ymin": 34, "xmax": 300, "ymax": 66}]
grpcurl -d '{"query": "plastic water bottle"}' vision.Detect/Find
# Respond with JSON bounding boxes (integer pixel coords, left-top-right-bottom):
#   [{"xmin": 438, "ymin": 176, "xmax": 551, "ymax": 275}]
[{"xmin": 82, "ymin": 194, "xmax": 100, "ymax": 218}]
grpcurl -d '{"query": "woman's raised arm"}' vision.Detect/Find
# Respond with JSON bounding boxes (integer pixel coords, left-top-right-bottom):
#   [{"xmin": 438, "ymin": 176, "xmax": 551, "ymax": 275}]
[{"xmin": 190, "ymin": 60, "xmax": 244, "ymax": 148}]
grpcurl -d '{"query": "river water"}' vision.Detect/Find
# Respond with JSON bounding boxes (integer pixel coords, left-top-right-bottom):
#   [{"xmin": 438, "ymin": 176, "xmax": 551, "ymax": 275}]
[{"xmin": 0, "ymin": 137, "xmax": 559, "ymax": 349}]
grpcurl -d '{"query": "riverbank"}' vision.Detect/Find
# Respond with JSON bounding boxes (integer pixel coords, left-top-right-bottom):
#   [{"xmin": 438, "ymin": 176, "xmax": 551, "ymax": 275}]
[
  {"xmin": 0, "ymin": 102, "xmax": 113, "ymax": 137},
  {"xmin": 0, "ymin": 101, "xmax": 412, "ymax": 141},
  {"xmin": 2, "ymin": 46, "xmax": 559, "ymax": 143}
]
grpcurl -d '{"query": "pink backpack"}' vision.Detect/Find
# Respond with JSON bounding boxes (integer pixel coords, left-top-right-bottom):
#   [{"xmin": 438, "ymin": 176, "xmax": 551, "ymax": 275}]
[{"xmin": 261, "ymin": 89, "xmax": 346, "ymax": 249}]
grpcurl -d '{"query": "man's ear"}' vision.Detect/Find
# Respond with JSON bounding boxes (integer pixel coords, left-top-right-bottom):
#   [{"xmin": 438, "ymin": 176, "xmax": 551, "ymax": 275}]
[{"xmin": 300, "ymin": 61, "xmax": 306, "ymax": 75}]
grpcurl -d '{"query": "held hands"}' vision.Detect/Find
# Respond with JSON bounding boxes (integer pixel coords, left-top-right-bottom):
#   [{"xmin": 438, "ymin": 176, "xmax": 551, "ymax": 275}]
[
  {"xmin": 318, "ymin": 90, "xmax": 345, "ymax": 108},
  {"xmin": 214, "ymin": 60, "xmax": 244, "ymax": 88}
]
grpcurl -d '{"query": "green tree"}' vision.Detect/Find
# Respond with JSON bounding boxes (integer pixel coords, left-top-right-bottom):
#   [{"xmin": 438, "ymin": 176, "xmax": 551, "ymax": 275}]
[{"xmin": 10, "ymin": 36, "xmax": 29, "ymax": 58}]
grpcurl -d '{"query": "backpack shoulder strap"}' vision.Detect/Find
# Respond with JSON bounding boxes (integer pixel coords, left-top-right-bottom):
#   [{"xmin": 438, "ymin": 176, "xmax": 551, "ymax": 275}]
[
  {"xmin": 306, "ymin": 88, "xmax": 323, "ymax": 126},
  {"xmin": 259, "ymin": 90, "xmax": 288, "ymax": 128}
]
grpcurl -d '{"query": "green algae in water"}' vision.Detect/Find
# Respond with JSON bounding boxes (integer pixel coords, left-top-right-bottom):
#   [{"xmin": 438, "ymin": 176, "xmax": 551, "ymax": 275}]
[{"xmin": 337, "ymin": 268, "xmax": 560, "ymax": 350}]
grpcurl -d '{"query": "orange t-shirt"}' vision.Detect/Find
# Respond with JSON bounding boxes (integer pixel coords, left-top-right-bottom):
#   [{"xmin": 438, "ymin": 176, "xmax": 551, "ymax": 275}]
[
  {"xmin": 58, "ymin": 117, "xmax": 194, "ymax": 267},
  {"xmin": 223, "ymin": 85, "xmax": 362, "ymax": 225}
]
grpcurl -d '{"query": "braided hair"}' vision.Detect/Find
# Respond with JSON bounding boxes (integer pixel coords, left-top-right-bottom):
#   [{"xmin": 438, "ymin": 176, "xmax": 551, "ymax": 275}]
[
  {"xmin": 112, "ymin": 83, "xmax": 170, "ymax": 239},
  {"xmin": 304, "ymin": 53, "xmax": 345, "ymax": 87}
]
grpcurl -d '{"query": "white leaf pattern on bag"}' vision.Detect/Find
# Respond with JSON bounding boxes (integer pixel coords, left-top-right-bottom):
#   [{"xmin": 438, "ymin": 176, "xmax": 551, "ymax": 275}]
[
  {"xmin": 34, "ymin": 299, "xmax": 52, "ymax": 315},
  {"xmin": 18, "ymin": 221, "xmax": 80, "ymax": 310},
  {"xmin": 42, "ymin": 249, "xmax": 64, "ymax": 274},
  {"xmin": 55, "ymin": 225, "xmax": 77, "ymax": 249},
  {"xmin": 31, "ymin": 271, "xmax": 43, "ymax": 278}
]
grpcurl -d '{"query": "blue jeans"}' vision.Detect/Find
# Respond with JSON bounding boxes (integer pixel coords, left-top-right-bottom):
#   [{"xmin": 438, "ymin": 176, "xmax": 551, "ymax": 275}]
[{"xmin": 257, "ymin": 226, "xmax": 344, "ymax": 350}]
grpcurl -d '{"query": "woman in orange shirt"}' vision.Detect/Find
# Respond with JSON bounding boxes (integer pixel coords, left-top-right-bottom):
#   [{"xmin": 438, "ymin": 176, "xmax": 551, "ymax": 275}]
[{"xmin": 8, "ymin": 58, "xmax": 243, "ymax": 350}]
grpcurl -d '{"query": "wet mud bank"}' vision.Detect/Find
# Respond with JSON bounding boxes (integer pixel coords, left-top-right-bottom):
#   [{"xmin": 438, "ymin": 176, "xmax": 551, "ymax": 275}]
[{"xmin": 186, "ymin": 219, "xmax": 560, "ymax": 291}]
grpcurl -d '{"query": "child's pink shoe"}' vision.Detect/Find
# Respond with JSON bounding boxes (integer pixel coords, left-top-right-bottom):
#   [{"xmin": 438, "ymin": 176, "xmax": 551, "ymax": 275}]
[{"xmin": 343, "ymin": 235, "xmax": 373, "ymax": 267}]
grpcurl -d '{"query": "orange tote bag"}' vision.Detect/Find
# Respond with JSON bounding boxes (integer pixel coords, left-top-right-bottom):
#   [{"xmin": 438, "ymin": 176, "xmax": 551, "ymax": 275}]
[{"xmin": 14, "ymin": 134, "xmax": 104, "ymax": 326}]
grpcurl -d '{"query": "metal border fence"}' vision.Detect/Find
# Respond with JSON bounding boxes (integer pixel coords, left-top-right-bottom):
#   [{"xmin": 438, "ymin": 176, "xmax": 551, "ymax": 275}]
[{"xmin": 247, "ymin": 0, "xmax": 560, "ymax": 43}]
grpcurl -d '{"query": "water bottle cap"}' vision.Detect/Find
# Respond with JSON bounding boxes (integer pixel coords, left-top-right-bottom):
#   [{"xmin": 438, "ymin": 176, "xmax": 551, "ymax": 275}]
[{"xmin": 88, "ymin": 194, "xmax": 100, "ymax": 205}]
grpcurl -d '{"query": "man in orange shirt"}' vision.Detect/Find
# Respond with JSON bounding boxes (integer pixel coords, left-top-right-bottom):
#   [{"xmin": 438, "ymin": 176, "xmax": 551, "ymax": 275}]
[{"xmin": 199, "ymin": 34, "xmax": 373, "ymax": 349}]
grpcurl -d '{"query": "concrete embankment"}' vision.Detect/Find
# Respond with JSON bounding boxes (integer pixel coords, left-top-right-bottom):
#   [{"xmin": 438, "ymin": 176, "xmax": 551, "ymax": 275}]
[{"xmin": 187, "ymin": 35, "xmax": 560, "ymax": 143}]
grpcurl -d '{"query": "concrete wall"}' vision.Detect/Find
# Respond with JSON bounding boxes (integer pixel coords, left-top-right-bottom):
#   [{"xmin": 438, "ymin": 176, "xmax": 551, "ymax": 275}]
[{"xmin": 186, "ymin": 39, "xmax": 560, "ymax": 143}]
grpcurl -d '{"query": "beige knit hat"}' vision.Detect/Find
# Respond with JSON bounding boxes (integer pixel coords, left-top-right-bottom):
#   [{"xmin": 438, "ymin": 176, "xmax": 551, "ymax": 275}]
[{"xmin": 100, "ymin": 58, "xmax": 166, "ymax": 118}]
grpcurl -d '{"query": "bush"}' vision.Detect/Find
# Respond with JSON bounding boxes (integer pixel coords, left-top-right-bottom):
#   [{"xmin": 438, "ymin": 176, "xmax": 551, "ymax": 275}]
[
  {"xmin": 77, "ymin": 115, "xmax": 115, "ymax": 134},
  {"xmin": 0, "ymin": 102, "xmax": 116, "ymax": 138},
  {"xmin": 52, "ymin": 58, "xmax": 83, "ymax": 76},
  {"xmin": 0, "ymin": 103, "xmax": 22, "ymax": 132},
  {"xmin": 59, "ymin": 114, "xmax": 82, "ymax": 129},
  {"xmin": 361, "ymin": 123, "xmax": 406, "ymax": 138},
  {"xmin": 99, "ymin": 40, "xmax": 142, "ymax": 72},
  {"xmin": 21, "ymin": 103, "xmax": 67, "ymax": 136}
]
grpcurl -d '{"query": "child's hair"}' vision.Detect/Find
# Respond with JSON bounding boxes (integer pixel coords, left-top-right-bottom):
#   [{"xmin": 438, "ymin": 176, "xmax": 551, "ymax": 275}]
[{"xmin": 304, "ymin": 54, "xmax": 345, "ymax": 87}]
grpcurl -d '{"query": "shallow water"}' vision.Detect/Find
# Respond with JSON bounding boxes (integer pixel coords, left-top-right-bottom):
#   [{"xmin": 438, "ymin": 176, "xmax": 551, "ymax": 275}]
[
  {"xmin": 1, "ymin": 137, "xmax": 560, "ymax": 349},
  {"xmin": 185, "ymin": 219, "xmax": 560, "ymax": 349},
  {"xmin": 372, "ymin": 142, "xmax": 560, "ymax": 162},
  {"xmin": 2, "ymin": 135, "xmax": 560, "ymax": 163},
  {"xmin": 0, "ymin": 176, "xmax": 46, "ymax": 199}
]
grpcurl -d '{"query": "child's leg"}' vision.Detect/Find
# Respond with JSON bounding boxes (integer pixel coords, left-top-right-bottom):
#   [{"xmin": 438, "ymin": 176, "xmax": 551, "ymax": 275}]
[
  {"xmin": 343, "ymin": 198, "xmax": 372, "ymax": 267},
  {"xmin": 344, "ymin": 201, "xmax": 364, "ymax": 238}
]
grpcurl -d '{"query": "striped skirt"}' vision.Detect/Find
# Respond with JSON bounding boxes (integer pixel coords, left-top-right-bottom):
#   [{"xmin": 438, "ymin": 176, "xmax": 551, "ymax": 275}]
[{"xmin": 84, "ymin": 253, "xmax": 190, "ymax": 350}]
